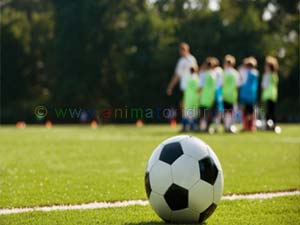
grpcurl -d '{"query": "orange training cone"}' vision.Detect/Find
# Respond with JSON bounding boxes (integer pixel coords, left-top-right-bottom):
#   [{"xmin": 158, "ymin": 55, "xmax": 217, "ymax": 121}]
[
  {"xmin": 91, "ymin": 120, "xmax": 97, "ymax": 129},
  {"xmin": 45, "ymin": 120, "xmax": 52, "ymax": 129},
  {"xmin": 136, "ymin": 119, "xmax": 143, "ymax": 127},
  {"xmin": 16, "ymin": 121, "xmax": 26, "ymax": 129},
  {"xmin": 170, "ymin": 119, "xmax": 177, "ymax": 128}
]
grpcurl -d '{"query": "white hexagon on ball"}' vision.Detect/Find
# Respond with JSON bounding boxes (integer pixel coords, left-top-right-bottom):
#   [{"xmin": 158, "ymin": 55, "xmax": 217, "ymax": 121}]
[
  {"xmin": 149, "ymin": 161, "xmax": 173, "ymax": 195},
  {"xmin": 171, "ymin": 155, "xmax": 200, "ymax": 189},
  {"xmin": 189, "ymin": 180, "xmax": 213, "ymax": 212}
]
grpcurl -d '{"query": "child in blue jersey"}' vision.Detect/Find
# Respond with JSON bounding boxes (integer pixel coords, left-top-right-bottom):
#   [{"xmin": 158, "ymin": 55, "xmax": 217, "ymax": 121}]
[{"xmin": 239, "ymin": 57, "xmax": 259, "ymax": 131}]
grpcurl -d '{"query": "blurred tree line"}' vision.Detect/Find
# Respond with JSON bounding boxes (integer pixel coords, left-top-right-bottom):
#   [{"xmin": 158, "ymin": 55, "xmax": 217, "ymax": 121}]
[{"xmin": 1, "ymin": 0, "xmax": 299, "ymax": 123}]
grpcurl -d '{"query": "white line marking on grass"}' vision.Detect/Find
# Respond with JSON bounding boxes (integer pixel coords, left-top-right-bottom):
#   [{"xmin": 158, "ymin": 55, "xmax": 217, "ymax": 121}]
[
  {"xmin": 1, "ymin": 190, "xmax": 299, "ymax": 215},
  {"xmin": 222, "ymin": 190, "xmax": 300, "ymax": 200},
  {"xmin": 0, "ymin": 200, "xmax": 149, "ymax": 215}
]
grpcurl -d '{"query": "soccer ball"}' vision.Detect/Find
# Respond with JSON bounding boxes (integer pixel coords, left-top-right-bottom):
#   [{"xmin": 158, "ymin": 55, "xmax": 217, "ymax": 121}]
[{"xmin": 145, "ymin": 135, "xmax": 223, "ymax": 223}]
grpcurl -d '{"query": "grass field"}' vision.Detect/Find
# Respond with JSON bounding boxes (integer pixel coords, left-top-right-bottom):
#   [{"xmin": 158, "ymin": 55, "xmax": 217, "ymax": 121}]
[{"xmin": 0, "ymin": 124, "xmax": 299, "ymax": 224}]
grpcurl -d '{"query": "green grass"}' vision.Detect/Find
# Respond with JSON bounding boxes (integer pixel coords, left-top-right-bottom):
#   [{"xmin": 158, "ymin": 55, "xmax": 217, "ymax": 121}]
[
  {"xmin": 0, "ymin": 125, "xmax": 299, "ymax": 209},
  {"xmin": 1, "ymin": 196, "xmax": 299, "ymax": 225}
]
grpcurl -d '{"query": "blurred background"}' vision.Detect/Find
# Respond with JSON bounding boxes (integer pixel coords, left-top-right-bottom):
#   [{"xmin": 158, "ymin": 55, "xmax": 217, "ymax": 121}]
[{"xmin": 1, "ymin": 0, "xmax": 299, "ymax": 123}]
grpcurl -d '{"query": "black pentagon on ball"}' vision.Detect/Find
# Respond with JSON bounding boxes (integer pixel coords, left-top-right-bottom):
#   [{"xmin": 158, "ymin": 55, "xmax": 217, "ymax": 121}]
[
  {"xmin": 159, "ymin": 142, "xmax": 183, "ymax": 165},
  {"xmin": 144, "ymin": 172, "xmax": 151, "ymax": 198},
  {"xmin": 198, "ymin": 157, "xmax": 218, "ymax": 185},
  {"xmin": 199, "ymin": 203, "xmax": 217, "ymax": 223},
  {"xmin": 164, "ymin": 184, "xmax": 188, "ymax": 210}
]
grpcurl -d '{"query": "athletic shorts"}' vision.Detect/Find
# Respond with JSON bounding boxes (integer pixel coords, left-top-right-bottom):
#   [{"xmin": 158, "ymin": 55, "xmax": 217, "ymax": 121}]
[
  {"xmin": 223, "ymin": 101, "xmax": 234, "ymax": 111},
  {"xmin": 244, "ymin": 104, "xmax": 254, "ymax": 115}
]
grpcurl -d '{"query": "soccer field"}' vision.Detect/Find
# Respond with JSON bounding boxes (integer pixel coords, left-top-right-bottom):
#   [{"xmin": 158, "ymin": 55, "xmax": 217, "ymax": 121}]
[{"xmin": 0, "ymin": 125, "xmax": 299, "ymax": 225}]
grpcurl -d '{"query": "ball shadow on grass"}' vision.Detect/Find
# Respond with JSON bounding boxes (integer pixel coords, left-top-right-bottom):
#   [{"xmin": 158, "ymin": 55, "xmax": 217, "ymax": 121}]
[{"xmin": 124, "ymin": 222, "xmax": 206, "ymax": 225}]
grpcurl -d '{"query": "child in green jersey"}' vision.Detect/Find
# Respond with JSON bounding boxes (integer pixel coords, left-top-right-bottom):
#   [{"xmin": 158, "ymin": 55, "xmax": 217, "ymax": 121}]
[
  {"xmin": 261, "ymin": 56, "xmax": 279, "ymax": 130},
  {"xmin": 198, "ymin": 57, "xmax": 217, "ymax": 132},
  {"xmin": 222, "ymin": 54, "xmax": 240, "ymax": 132},
  {"xmin": 182, "ymin": 66, "xmax": 199, "ymax": 132}
]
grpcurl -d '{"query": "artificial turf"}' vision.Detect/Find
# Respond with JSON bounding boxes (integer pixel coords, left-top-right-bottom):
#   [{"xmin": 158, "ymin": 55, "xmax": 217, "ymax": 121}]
[
  {"xmin": 0, "ymin": 125, "xmax": 299, "ymax": 210},
  {"xmin": 1, "ymin": 196, "xmax": 299, "ymax": 225}
]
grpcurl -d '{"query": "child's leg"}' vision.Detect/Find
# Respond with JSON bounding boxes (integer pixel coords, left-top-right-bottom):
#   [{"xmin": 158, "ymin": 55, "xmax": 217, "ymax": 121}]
[
  {"xmin": 182, "ymin": 117, "xmax": 188, "ymax": 131},
  {"xmin": 271, "ymin": 101, "xmax": 276, "ymax": 125},
  {"xmin": 249, "ymin": 114, "xmax": 255, "ymax": 131},
  {"xmin": 243, "ymin": 110, "xmax": 249, "ymax": 130},
  {"xmin": 243, "ymin": 112, "xmax": 249, "ymax": 130},
  {"xmin": 214, "ymin": 112, "xmax": 221, "ymax": 131},
  {"xmin": 243, "ymin": 105, "xmax": 253, "ymax": 131},
  {"xmin": 247, "ymin": 104, "xmax": 255, "ymax": 131},
  {"xmin": 266, "ymin": 100, "xmax": 271, "ymax": 122},
  {"xmin": 189, "ymin": 118, "xmax": 195, "ymax": 131},
  {"xmin": 206, "ymin": 104, "xmax": 216, "ymax": 132},
  {"xmin": 268, "ymin": 100, "xmax": 276, "ymax": 124},
  {"xmin": 224, "ymin": 102, "xmax": 233, "ymax": 131},
  {"xmin": 189, "ymin": 107, "xmax": 198, "ymax": 131},
  {"xmin": 199, "ymin": 107, "xmax": 207, "ymax": 131},
  {"xmin": 181, "ymin": 106, "xmax": 188, "ymax": 132},
  {"xmin": 266, "ymin": 100, "xmax": 276, "ymax": 129}
]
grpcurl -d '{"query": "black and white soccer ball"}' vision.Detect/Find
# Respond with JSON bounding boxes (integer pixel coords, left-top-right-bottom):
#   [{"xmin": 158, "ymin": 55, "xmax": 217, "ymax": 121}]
[{"xmin": 145, "ymin": 135, "xmax": 223, "ymax": 223}]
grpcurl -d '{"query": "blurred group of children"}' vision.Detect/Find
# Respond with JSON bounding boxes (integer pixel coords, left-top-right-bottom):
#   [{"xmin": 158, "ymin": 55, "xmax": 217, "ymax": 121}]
[{"xmin": 182, "ymin": 54, "xmax": 279, "ymax": 133}]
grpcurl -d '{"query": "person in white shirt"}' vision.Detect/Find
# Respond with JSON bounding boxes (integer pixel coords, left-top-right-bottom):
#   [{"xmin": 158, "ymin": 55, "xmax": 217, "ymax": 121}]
[
  {"xmin": 166, "ymin": 42, "xmax": 197, "ymax": 132},
  {"xmin": 166, "ymin": 42, "xmax": 198, "ymax": 95}
]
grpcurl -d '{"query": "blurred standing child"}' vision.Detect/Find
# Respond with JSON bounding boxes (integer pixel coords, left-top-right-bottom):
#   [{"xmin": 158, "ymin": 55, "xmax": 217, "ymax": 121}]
[
  {"xmin": 222, "ymin": 54, "xmax": 240, "ymax": 132},
  {"xmin": 212, "ymin": 57, "xmax": 224, "ymax": 132},
  {"xmin": 198, "ymin": 57, "xmax": 217, "ymax": 132},
  {"xmin": 182, "ymin": 65, "xmax": 199, "ymax": 132},
  {"xmin": 238, "ymin": 57, "xmax": 259, "ymax": 131},
  {"xmin": 261, "ymin": 56, "xmax": 279, "ymax": 130}
]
